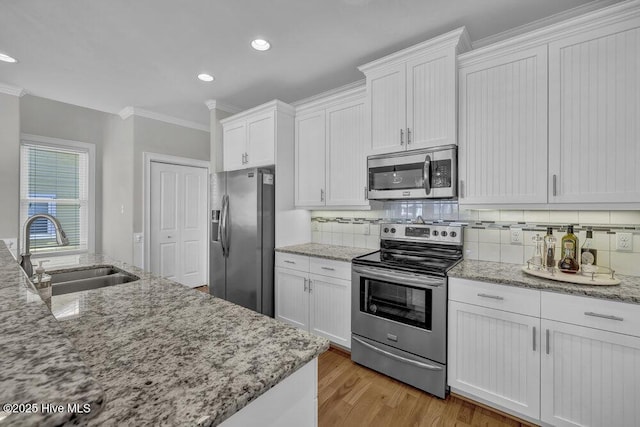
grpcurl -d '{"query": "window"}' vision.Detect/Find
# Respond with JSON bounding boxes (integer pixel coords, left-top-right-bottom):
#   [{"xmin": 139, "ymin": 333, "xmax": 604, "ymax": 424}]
[{"xmin": 20, "ymin": 135, "xmax": 95, "ymax": 255}]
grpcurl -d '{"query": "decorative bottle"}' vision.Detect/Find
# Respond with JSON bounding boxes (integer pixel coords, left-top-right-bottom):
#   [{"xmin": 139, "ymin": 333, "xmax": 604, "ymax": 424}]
[
  {"xmin": 581, "ymin": 227, "xmax": 598, "ymax": 268},
  {"xmin": 558, "ymin": 225, "xmax": 579, "ymax": 273},
  {"xmin": 543, "ymin": 227, "xmax": 556, "ymax": 270}
]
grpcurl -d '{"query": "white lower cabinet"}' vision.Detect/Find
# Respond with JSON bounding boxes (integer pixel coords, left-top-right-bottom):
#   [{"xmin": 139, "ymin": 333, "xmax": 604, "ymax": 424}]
[
  {"xmin": 449, "ymin": 277, "xmax": 640, "ymax": 426},
  {"xmin": 275, "ymin": 253, "xmax": 351, "ymax": 349}
]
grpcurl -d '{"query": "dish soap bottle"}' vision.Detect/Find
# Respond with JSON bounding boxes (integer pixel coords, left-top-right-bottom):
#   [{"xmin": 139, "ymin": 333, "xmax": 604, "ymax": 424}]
[
  {"xmin": 581, "ymin": 227, "xmax": 598, "ymax": 267},
  {"xmin": 543, "ymin": 227, "xmax": 556, "ymax": 270},
  {"xmin": 558, "ymin": 225, "xmax": 579, "ymax": 273}
]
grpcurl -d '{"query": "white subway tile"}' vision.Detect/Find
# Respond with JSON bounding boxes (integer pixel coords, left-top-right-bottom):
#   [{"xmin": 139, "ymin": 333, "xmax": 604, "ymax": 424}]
[
  {"xmin": 342, "ymin": 233, "xmax": 354, "ymax": 247},
  {"xmin": 370, "ymin": 224, "xmax": 381, "ymax": 237},
  {"xmin": 321, "ymin": 232, "xmax": 332, "ymax": 244},
  {"xmin": 331, "ymin": 233, "xmax": 343, "ymax": 246},
  {"xmin": 478, "ymin": 210, "xmax": 500, "ymax": 222},
  {"xmin": 320, "ymin": 222, "xmax": 332, "ymax": 232},
  {"xmin": 478, "ymin": 243, "xmax": 501, "ymax": 262},
  {"xmin": 500, "ymin": 230, "xmax": 512, "ymax": 245},
  {"xmin": 610, "ymin": 252, "xmax": 640, "ymax": 276},
  {"xmin": 499, "ymin": 210, "xmax": 524, "ymax": 222},
  {"xmin": 593, "ymin": 250, "xmax": 610, "ymax": 267},
  {"xmin": 312, "ymin": 231, "xmax": 321, "ymax": 243},
  {"xmin": 331, "ymin": 222, "xmax": 344, "ymax": 233},
  {"xmin": 523, "ymin": 210, "xmax": 550, "ymax": 223},
  {"xmin": 353, "ymin": 234, "xmax": 366, "ymax": 248},
  {"xmin": 610, "ymin": 211, "xmax": 640, "ymax": 225},
  {"xmin": 352, "ymin": 223, "xmax": 366, "ymax": 235},
  {"xmin": 341, "ymin": 223, "xmax": 354, "ymax": 234},
  {"xmin": 549, "ymin": 211, "xmax": 579, "ymax": 224},
  {"xmin": 478, "ymin": 229, "xmax": 501, "ymax": 244},
  {"xmin": 366, "ymin": 235, "xmax": 380, "ymax": 250},
  {"xmin": 463, "ymin": 242, "xmax": 479, "ymax": 260},
  {"xmin": 578, "ymin": 211, "xmax": 610, "ymax": 224},
  {"xmin": 459, "ymin": 209, "xmax": 479, "ymax": 221},
  {"xmin": 464, "ymin": 228, "xmax": 479, "ymax": 242},
  {"xmin": 500, "ymin": 245, "xmax": 524, "ymax": 265}
]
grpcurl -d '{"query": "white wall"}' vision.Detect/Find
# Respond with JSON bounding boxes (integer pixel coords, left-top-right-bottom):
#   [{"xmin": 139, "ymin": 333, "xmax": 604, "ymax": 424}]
[
  {"xmin": 210, "ymin": 108, "xmax": 231, "ymax": 174},
  {"xmin": 0, "ymin": 93, "xmax": 20, "ymax": 239}
]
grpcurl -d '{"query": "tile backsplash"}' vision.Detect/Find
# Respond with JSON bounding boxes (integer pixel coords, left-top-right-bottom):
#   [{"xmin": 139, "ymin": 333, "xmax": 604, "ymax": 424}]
[{"xmin": 310, "ymin": 202, "xmax": 640, "ymax": 276}]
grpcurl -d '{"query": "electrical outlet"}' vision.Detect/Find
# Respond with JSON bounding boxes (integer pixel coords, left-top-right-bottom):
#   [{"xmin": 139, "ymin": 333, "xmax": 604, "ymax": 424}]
[
  {"xmin": 311, "ymin": 221, "xmax": 320, "ymax": 232},
  {"xmin": 510, "ymin": 228, "xmax": 523, "ymax": 245},
  {"xmin": 363, "ymin": 223, "xmax": 371, "ymax": 235},
  {"xmin": 616, "ymin": 232, "xmax": 633, "ymax": 251}
]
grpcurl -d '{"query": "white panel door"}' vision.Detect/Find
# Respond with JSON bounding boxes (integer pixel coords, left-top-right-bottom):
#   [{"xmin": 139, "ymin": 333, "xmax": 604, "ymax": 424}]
[
  {"xmin": 541, "ymin": 319, "xmax": 640, "ymax": 427},
  {"xmin": 308, "ymin": 274, "xmax": 351, "ymax": 349},
  {"xmin": 246, "ymin": 111, "xmax": 275, "ymax": 168},
  {"xmin": 365, "ymin": 63, "xmax": 407, "ymax": 155},
  {"xmin": 406, "ymin": 50, "xmax": 455, "ymax": 149},
  {"xmin": 548, "ymin": 24, "xmax": 640, "ymax": 203},
  {"xmin": 151, "ymin": 162, "xmax": 208, "ymax": 287},
  {"xmin": 448, "ymin": 301, "xmax": 541, "ymax": 420},
  {"xmin": 458, "ymin": 46, "xmax": 548, "ymax": 204},
  {"xmin": 325, "ymin": 99, "xmax": 367, "ymax": 207},
  {"xmin": 275, "ymin": 267, "xmax": 309, "ymax": 331},
  {"xmin": 295, "ymin": 110, "xmax": 326, "ymax": 207},
  {"xmin": 223, "ymin": 121, "xmax": 246, "ymax": 171}
]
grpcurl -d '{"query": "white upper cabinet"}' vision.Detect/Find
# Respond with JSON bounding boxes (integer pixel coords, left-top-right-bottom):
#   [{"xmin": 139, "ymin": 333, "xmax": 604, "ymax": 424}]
[
  {"xmin": 548, "ymin": 22, "xmax": 640, "ymax": 204},
  {"xmin": 221, "ymin": 101, "xmax": 294, "ymax": 172},
  {"xmin": 294, "ymin": 85, "xmax": 368, "ymax": 209},
  {"xmin": 359, "ymin": 27, "xmax": 471, "ymax": 155},
  {"xmin": 458, "ymin": 46, "xmax": 548, "ymax": 204}
]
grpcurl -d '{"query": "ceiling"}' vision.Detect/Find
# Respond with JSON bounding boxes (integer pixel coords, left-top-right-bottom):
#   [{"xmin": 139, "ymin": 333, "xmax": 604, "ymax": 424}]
[{"xmin": 0, "ymin": 0, "xmax": 606, "ymax": 129}]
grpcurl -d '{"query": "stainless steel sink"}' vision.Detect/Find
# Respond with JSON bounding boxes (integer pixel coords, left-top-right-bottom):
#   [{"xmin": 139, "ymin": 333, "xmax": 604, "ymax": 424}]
[{"xmin": 49, "ymin": 265, "xmax": 139, "ymax": 296}]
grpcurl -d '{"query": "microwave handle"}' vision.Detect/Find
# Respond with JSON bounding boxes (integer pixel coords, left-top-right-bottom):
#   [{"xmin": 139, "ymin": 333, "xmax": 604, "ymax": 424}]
[{"xmin": 423, "ymin": 155, "xmax": 431, "ymax": 195}]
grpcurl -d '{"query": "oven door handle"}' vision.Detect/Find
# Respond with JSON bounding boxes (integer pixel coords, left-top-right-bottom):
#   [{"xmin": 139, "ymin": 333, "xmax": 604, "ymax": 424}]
[
  {"xmin": 353, "ymin": 266, "xmax": 444, "ymax": 288},
  {"xmin": 353, "ymin": 337, "xmax": 443, "ymax": 371}
]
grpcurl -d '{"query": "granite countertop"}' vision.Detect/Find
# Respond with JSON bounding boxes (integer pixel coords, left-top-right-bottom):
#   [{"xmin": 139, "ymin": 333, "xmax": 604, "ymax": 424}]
[
  {"xmin": 448, "ymin": 260, "xmax": 640, "ymax": 304},
  {"xmin": 0, "ymin": 245, "xmax": 105, "ymax": 426},
  {"xmin": 275, "ymin": 243, "xmax": 374, "ymax": 262},
  {"xmin": 1, "ymin": 245, "xmax": 329, "ymax": 426}
]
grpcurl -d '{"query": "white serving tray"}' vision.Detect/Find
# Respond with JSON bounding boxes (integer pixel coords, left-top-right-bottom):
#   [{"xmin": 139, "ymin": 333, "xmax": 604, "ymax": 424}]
[{"xmin": 521, "ymin": 265, "xmax": 621, "ymax": 286}]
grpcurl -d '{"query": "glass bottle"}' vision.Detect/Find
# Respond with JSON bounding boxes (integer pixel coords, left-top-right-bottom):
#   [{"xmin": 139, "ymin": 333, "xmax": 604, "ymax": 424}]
[
  {"xmin": 543, "ymin": 227, "xmax": 556, "ymax": 270},
  {"xmin": 581, "ymin": 227, "xmax": 598, "ymax": 267},
  {"xmin": 531, "ymin": 233, "xmax": 544, "ymax": 268},
  {"xmin": 558, "ymin": 225, "xmax": 579, "ymax": 273}
]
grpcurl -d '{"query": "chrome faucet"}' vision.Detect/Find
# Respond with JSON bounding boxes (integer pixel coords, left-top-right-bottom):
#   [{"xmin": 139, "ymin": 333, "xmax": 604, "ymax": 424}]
[{"xmin": 19, "ymin": 214, "xmax": 69, "ymax": 277}]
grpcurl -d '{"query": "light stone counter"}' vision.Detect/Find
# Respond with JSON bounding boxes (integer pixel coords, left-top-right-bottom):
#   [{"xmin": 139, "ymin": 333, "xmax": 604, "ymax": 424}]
[
  {"xmin": 275, "ymin": 243, "xmax": 374, "ymax": 262},
  {"xmin": 448, "ymin": 260, "xmax": 640, "ymax": 304}
]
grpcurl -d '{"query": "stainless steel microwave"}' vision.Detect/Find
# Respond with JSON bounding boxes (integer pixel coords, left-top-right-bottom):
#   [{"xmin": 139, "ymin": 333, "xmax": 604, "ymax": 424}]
[{"xmin": 367, "ymin": 145, "xmax": 457, "ymax": 200}]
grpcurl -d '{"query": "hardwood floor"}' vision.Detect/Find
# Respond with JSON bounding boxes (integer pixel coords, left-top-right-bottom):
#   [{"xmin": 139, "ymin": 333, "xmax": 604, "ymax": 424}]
[
  {"xmin": 318, "ymin": 348, "xmax": 535, "ymax": 427},
  {"xmin": 194, "ymin": 285, "xmax": 208, "ymax": 294}
]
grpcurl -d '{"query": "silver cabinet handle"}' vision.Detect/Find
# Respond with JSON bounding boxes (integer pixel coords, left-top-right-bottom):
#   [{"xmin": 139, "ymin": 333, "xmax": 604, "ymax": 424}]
[
  {"xmin": 245, "ymin": 152, "xmax": 249, "ymax": 164},
  {"xmin": 584, "ymin": 312, "xmax": 624, "ymax": 322},
  {"xmin": 303, "ymin": 278, "xmax": 308, "ymax": 292},
  {"xmin": 241, "ymin": 153, "xmax": 245, "ymax": 164},
  {"xmin": 459, "ymin": 180, "xmax": 464, "ymax": 198},
  {"xmin": 283, "ymin": 260, "xmax": 296, "ymax": 264},
  {"xmin": 352, "ymin": 337, "xmax": 443, "ymax": 371},
  {"xmin": 553, "ymin": 174, "xmax": 557, "ymax": 196},
  {"xmin": 546, "ymin": 329, "xmax": 550, "ymax": 355},
  {"xmin": 320, "ymin": 189, "xmax": 325, "ymax": 202},
  {"xmin": 477, "ymin": 293, "xmax": 504, "ymax": 301},
  {"xmin": 308, "ymin": 279, "xmax": 312, "ymax": 293},
  {"xmin": 400, "ymin": 129, "xmax": 404, "ymax": 146},
  {"xmin": 321, "ymin": 267, "xmax": 335, "ymax": 271},
  {"xmin": 364, "ymin": 186, "xmax": 368, "ymax": 200},
  {"xmin": 407, "ymin": 127, "xmax": 411, "ymax": 145},
  {"xmin": 532, "ymin": 326, "xmax": 536, "ymax": 352}
]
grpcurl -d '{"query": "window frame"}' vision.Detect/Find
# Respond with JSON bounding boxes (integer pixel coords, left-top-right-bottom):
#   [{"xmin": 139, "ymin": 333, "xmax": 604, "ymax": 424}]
[{"xmin": 20, "ymin": 134, "xmax": 96, "ymax": 256}]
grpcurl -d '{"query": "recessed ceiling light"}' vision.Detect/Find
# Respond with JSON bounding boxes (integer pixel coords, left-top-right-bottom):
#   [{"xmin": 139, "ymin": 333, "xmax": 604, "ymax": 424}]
[
  {"xmin": 251, "ymin": 39, "xmax": 271, "ymax": 51},
  {"xmin": 0, "ymin": 52, "xmax": 18, "ymax": 63},
  {"xmin": 198, "ymin": 73, "xmax": 215, "ymax": 82}
]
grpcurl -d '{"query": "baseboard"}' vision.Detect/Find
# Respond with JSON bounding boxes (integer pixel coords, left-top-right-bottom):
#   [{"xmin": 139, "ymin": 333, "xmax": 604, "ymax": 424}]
[{"xmin": 450, "ymin": 392, "xmax": 539, "ymax": 427}]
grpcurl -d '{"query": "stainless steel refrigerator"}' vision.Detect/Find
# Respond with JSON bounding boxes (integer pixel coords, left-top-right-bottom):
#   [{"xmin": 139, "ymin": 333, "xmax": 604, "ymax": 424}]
[{"xmin": 209, "ymin": 168, "xmax": 275, "ymax": 316}]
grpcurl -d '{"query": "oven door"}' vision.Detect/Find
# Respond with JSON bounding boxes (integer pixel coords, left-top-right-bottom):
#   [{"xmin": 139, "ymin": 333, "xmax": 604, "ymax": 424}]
[{"xmin": 351, "ymin": 265, "xmax": 447, "ymax": 363}]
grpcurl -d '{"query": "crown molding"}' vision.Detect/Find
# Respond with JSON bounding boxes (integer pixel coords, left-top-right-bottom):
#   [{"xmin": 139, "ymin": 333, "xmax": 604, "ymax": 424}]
[
  {"xmin": 460, "ymin": 0, "xmax": 639, "ymax": 67},
  {"xmin": 204, "ymin": 99, "xmax": 242, "ymax": 114},
  {"xmin": 219, "ymin": 99, "xmax": 295, "ymax": 124},
  {"xmin": 293, "ymin": 80, "xmax": 366, "ymax": 114},
  {"xmin": 472, "ymin": 0, "xmax": 623, "ymax": 49},
  {"xmin": 358, "ymin": 27, "xmax": 471, "ymax": 74},
  {"xmin": 0, "ymin": 82, "xmax": 27, "ymax": 97},
  {"xmin": 117, "ymin": 106, "xmax": 209, "ymax": 132}
]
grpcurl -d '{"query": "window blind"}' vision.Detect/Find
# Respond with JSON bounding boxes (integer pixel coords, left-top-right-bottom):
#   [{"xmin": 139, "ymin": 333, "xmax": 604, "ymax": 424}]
[{"xmin": 20, "ymin": 143, "xmax": 89, "ymax": 254}]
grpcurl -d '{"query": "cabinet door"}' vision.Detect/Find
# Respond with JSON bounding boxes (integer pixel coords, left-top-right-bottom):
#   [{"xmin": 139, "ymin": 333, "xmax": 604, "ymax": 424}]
[
  {"xmin": 365, "ymin": 63, "xmax": 407, "ymax": 155},
  {"xmin": 541, "ymin": 319, "xmax": 640, "ymax": 427},
  {"xmin": 308, "ymin": 273, "xmax": 351, "ymax": 349},
  {"xmin": 548, "ymin": 24, "xmax": 640, "ymax": 203},
  {"xmin": 325, "ymin": 99, "xmax": 367, "ymax": 207},
  {"xmin": 275, "ymin": 267, "xmax": 309, "ymax": 331},
  {"xmin": 458, "ymin": 46, "xmax": 548, "ymax": 204},
  {"xmin": 246, "ymin": 111, "xmax": 275, "ymax": 168},
  {"xmin": 295, "ymin": 110, "xmax": 326, "ymax": 207},
  {"xmin": 223, "ymin": 121, "xmax": 247, "ymax": 172},
  {"xmin": 406, "ymin": 49, "xmax": 456, "ymax": 149},
  {"xmin": 448, "ymin": 301, "xmax": 541, "ymax": 420}
]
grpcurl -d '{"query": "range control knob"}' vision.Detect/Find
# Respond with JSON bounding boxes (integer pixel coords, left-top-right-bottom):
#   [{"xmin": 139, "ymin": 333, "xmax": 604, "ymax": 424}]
[
  {"xmin": 384, "ymin": 227, "xmax": 389, "ymax": 233},
  {"xmin": 450, "ymin": 231, "xmax": 457, "ymax": 238},
  {"xmin": 390, "ymin": 228, "xmax": 396, "ymax": 233},
  {"xmin": 432, "ymin": 230, "xmax": 439, "ymax": 236},
  {"xmin": 441, "ymin": 231, "xmax": 448, "ymax": 237}
]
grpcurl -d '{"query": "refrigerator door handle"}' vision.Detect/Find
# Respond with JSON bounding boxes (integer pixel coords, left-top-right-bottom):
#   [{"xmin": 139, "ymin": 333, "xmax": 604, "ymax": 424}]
[{"xmin": 222, "ymin": 194, "xmax": 230, "ymax": 257}]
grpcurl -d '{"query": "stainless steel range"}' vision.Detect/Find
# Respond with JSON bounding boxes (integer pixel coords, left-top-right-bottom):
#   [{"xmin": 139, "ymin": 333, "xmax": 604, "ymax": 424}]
[{"xmin": 351, "ymin": 222, "xmax": 463, "ymax": 398}]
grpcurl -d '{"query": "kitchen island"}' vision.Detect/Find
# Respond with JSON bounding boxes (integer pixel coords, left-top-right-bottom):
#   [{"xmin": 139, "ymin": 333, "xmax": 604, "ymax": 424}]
[{"xmin": 0, "ymin": 243, "xmax": 329, "ymax": 426}]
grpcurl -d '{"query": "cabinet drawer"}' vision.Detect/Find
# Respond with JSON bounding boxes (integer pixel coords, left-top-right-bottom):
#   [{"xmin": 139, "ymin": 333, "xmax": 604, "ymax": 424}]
[
  {"xmin": 309, "ymin": 257, "xmax": 351, "ymax": 280},
  {"xmin": 541, "ymin": 292, "xmax": 640, "ymax": 337},
  {"xmin": 275, "ymin": 253, "xmax": 310, "ymax": 272},
  {"xmin": 449, "ymin": 278, "xmax": 540, "ymax": 317}
]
